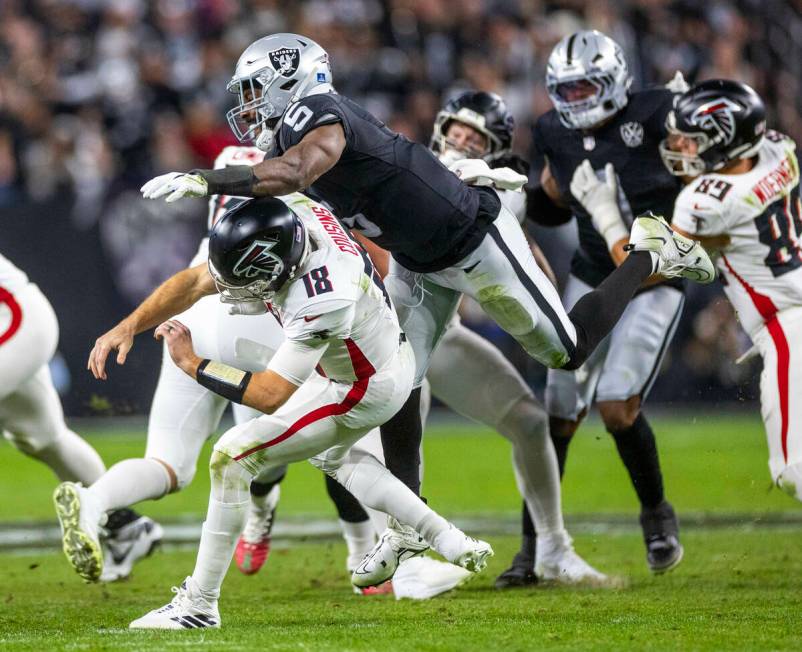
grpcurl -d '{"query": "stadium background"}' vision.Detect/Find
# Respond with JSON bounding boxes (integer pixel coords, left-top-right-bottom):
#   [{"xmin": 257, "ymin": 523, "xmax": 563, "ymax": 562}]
[{"xmin": 4, "ymin": 0, "xmax": 798, "ymax": 416}]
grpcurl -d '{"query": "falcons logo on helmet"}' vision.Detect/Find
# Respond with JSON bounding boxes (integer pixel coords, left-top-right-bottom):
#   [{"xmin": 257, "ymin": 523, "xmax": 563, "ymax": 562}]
[
  {"xmin": 690, "ymin": 97, "xmax": 742, "ymax": 145},
  {"xmin": 233, "ymin": 240, "xmax": 284, "ymax": 279}
]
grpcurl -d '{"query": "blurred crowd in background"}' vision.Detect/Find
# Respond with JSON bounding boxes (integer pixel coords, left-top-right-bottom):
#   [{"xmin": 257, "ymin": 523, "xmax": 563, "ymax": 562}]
[{"xmin": 2, "ymin": 0, "xmax": 791, "ymax": 413}]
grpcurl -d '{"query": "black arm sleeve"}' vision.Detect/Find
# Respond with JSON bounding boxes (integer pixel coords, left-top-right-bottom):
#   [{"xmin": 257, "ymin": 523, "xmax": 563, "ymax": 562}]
[{"xmin": 525, "ymin": 185, "xmax": 573, "ymax": 227}]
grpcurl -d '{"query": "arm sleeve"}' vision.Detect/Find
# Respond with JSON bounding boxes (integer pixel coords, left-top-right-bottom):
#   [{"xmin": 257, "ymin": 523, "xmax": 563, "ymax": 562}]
[{"xmin": 267, "ymin": 338, "xmax": 329, "ymax": 386}]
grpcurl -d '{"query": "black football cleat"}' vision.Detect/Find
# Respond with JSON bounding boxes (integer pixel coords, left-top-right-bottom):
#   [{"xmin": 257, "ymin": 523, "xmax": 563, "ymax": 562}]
[
  {"xmin": 640, "ymin": 500, "xmax": 684, "ymax": 574},
  {"xmin": 494, "ymin": 549, "xmax": 538, "ymax": 589}
]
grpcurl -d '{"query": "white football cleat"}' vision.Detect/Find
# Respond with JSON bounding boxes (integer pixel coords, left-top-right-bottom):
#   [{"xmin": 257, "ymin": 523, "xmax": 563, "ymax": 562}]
[
  {"xmin": 129, "ymin": 577, "xmax": 220, "ymax": 629},
  {"xmin": 431, "ymin": 525, "xmax": 494, "ymax": 573},
  {"xmin": 535, "ymin": 531, "xmax": 609, "ymax": 586},
  {"xmin": 100, "ymin": 516, "xmax": 164, "ymax": 582},
  {"xmin": 53, "ymin": 482, "xmax": 105, "ymax": 583},
  {"xmin": 351, "ymin": 518, "xmax": 429, "ymax": 588},
  {"xmin": 392, "ymin": 555, "xmax": 473, "ymax": 600},
  {"xmin": 627, "ymin": 211, "xmax": 715, "ymax": 283}
]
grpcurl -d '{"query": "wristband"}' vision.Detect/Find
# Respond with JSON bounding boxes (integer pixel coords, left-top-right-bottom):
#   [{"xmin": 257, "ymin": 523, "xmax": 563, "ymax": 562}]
[
  {"xmin": 196, "ymin": 359, "xmax": 252, "ymax": 404},
  {"xmin": 192, "ymin": 166, "xmax": 256, "ymax": 197}
]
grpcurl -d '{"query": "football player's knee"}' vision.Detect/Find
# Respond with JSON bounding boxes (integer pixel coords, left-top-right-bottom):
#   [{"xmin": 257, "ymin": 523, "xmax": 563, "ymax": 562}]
[
  {"xmin": 3, "ymin": 423, "xmax": 58, "ymax": 455},
  {"xmin": 549, "ymin": 415, "xmax": 581, "ymax": 439},
  {"xmin": 171, "ymin": 459, "xmax": 197, "ymax": 491},
  {"xmin": 776, "ymin": 462, "xmax": 802, "ymax": 502},
  {"xmin": 498, "ymin": 395, "xmax": 548, "ymax": 444},
  {"xmin": 599, "ymin": 400, "xmax": 640, "ymax": 433}
]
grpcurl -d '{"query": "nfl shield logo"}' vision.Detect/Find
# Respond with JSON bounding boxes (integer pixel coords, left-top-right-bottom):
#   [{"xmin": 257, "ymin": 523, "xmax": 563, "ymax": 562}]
[
  {"xmin": 269, "ymin": 47, "xmax": 301, "ymax": 78},
  {"xmin": 620, "ymin": 121, "xmax": 644, "ymax": 148}
]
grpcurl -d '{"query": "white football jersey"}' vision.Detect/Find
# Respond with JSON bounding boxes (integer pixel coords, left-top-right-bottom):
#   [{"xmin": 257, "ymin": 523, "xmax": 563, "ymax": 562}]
[
  {"xmin": 269, "ymin": 193, "xmax": 402, "ymax": 383},
  {"xmin": 0, "ymin": 253, "xmax": 30, "ymax": 293},
  {"xmin": 673, "ymin": 131, "xmax": 802, "ymax": 337}
]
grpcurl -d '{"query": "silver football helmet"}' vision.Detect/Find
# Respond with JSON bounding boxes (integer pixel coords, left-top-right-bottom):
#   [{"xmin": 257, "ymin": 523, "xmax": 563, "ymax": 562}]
[
  {"xmin": 226, "ymin": 33, "xmax": 333, "ymax": 153},
  {"xmin": 545, "ymin": 30, "xmax": 632, "ymax": 130}
]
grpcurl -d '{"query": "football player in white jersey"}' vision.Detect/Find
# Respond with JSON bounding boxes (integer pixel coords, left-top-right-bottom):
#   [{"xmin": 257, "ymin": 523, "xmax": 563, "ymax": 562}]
[
  {"xmin": 663, "ymin": 79, "xmax": 802, "ymax": 502},
  {"xmin": 81, "ymin": 193, "xmax": 492, "ymax": 628},
  {"xmin": 53, "ymin": 146, "xmax": 287, "ymax": 584},
  {"xmin": 0, "ymin": 253, "xmax": 159, "ymax": 576}
]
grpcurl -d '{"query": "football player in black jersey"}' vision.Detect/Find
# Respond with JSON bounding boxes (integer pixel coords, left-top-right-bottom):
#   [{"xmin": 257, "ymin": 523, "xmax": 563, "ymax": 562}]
[
  {"xmin": 496, "ymin": 30, "xmax": 690, "ymax": 587},
  {"xmin": 140, "ymin": 33, "xmax": 713, "ymax": 571}
]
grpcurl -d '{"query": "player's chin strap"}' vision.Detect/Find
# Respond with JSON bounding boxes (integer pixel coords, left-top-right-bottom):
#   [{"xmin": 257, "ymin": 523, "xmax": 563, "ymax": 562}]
[{"xmin": 448, "ymin": 158, "xmax": 528, "ymax": 192}]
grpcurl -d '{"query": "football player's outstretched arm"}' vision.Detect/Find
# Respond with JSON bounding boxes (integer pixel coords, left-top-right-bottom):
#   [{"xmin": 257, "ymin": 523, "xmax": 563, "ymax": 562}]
[
  {"xmin": 88, "ymin": 264, "xmax": 217, "ymax": 380},
  {"xmin": 142, "ymin": 125, "xmax": 347, "ymax": 202}
]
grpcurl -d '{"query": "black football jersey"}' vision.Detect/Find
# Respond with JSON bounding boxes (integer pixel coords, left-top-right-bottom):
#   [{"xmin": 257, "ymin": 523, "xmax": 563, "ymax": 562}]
[
  {"xmin": 532, "ymin": 88, "xmax": 682, "ymax": 287},
  {"xmin": 277, "ymin": 93, "xmax": 497, "ymax": 272}
]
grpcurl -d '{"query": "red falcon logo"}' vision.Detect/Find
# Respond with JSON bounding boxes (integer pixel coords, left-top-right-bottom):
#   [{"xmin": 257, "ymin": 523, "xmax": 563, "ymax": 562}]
[
  {"xmin": 233, "ymin": 240, "xmax": 283, "ymax": 279},
  {"xmin": 689, "ymin": 97, "xmax": 742, "ymax": 145}
]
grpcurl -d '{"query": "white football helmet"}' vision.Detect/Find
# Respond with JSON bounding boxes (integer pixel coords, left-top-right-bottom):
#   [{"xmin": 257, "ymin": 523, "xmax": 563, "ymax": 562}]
[
  {"xmin": 545, "ymin": 30, "xmax": 632, "ymax": 130},
  {"xmin": 226, "ymin": 33, "xmax": 333, "ymax": 154}
]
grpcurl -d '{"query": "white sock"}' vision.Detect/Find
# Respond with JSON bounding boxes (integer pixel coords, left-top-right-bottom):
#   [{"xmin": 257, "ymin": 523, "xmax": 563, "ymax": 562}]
[
  {"xmin": 35, "ymin": 429, "xmax": 106, "ymax": 486},
  {"xmin": 333, "ymin": 449, "xmax": 434, "ymax": 533},
  {"xmin": 192, "ymin": 497, "xmax": 249, "ymax": 600},
  {"xmin": 249, "ymin": 484, "xmax": 280, "ymax": 519},
  {"xmin": 499, "ymin": 398, "xmax": 565, "ymax": 536},
  {"xmin": 88, "ymin": 458, "xmax": 172, "ymax": 513},
  {"xmin": 340, "ymin": 519, "xmax": 375, "ymax": 571}
]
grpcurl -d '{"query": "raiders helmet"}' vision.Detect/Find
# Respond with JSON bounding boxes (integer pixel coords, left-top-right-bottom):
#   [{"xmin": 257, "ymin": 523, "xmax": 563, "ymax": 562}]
[
  {"xmin": 430, "ymin": 91, "xmax": 514, "ymax": 164},
  {"xmin": 208, "ymin": 197, "xmax": 308, "ymax": 301},
  {"xmin": 660, "ymin": 79, "xmax": 766, "ymax": 177},
  {"xmin": 546, "ymin": 30, "xmax": 632, "ymax": 130},
  {"xmin": 226, "ymin": 33, "xmax": 333, "ymax": 153}
]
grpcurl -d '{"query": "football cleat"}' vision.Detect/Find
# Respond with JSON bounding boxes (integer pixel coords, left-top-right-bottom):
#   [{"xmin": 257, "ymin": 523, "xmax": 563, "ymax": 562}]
[
  {"xmin": 351, "ymin": 518, "xmax": 429, "ymax": 588},
  {"xmin": 353, "ymin": 580, "xmax": 394, "ymax": 596},
  {"xmin": 640, "ymin": 500, "xmax": 684, "ymax": 574},
  {"xmin": 129, "ymin": 577, "xmax": 220, "ymax": 629},
  {"xmin": 392, "ymin": 555, "xmax": 473, "ymax": 600},
  {"xmin": 626, "ymin": 212, "xmax": 715, "ymax": 283},
  {"xmin": 494, "ymin": 547, "xmax": 538, "ymax": 589},
  {"xmin": 430, "ymin": 525, "xmax": 494, "ymax": 574},
  {"xmin": 535, "ymin": 531, "xmax": 610, "ymax": 586},
  {"xmin": 235, "ymin": 485, "xmax": 280, "ymax": 575},
  {"xmin": 53, "ymin": 482, "xmax": 105, "ymax": 583},
  {"xmin": 100, "ymin": 514, "xmax": 164, "ymax": 582}
]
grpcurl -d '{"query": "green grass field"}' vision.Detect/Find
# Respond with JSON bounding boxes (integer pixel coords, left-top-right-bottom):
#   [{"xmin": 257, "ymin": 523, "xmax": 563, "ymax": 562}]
[{"xmin": 0, "ymin": 412, "xmax": 800, "ymax": 650}]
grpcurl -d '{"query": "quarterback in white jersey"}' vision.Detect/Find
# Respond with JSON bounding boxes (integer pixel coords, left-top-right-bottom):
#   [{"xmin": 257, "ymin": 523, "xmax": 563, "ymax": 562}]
[
  {"xmin": 79, "ymin": 191, "xmax": 492, "ymax": 628},
  {"xmin": 665, "ymin": 80, "xmax": 802, "ymax": 500}
]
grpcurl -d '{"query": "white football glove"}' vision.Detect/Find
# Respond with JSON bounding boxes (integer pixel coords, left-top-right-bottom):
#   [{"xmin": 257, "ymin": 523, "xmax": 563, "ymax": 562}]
[
  {"xmin": 449, "ymin": 158, "xmax": 528, "ymax": 191},
  {"xmin": 140, "ymin": 172, "xmax": 209, "ymax": 203},
  {"xmin": 665, "ymin": 70, "xmax": 690, "ymax": 94},
  {"xmin": 570, "ymin": 159, "xmax": 629, "ymax": 251}
]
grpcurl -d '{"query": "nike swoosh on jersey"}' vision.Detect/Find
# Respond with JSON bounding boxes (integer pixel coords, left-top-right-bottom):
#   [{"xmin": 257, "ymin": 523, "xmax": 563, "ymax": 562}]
[{"xmin": 303, "ymin": 315, "xmax": 321, "ymax": 322}]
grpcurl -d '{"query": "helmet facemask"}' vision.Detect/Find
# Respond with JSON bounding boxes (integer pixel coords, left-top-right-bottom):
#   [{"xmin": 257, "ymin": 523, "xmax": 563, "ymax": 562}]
[
  {"xmin": 546, "ymin": 72, "xmax": 628, "ymax": 130},
  {"xmin": 226, "ymin": 69, "xmax": 284, "ymax": 154},
  {"xmin": 432, "ymin": 111, "xmax": 504, "ymax": 166}
]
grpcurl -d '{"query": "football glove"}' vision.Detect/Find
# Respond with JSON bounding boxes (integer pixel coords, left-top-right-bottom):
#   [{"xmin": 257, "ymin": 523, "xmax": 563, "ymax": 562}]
[
  {"xmin": 570, "ymin": 159, "xmax": 629, "ymax": 251},
  {"xmin": 665, "ymin": 71, "xmax": 690, "ymax": 94},
  {"xmin": 141, "ymin": 172, "xmax": 209, "ymax": 203}
]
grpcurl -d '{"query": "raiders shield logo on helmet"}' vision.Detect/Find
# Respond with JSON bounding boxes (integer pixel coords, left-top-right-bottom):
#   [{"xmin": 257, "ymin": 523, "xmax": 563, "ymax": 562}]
[
  {"xmin": 620, "ymin": 121, "xmax": 644, "ymax": 148},
  {"xmin": 268, "ymin": 47, "xmax": 300, "ymax": 78},
  {"xmin": 690, "ymin": 97, "xmax": 742, "ymax": 145},
  {"xmin": 233, "ymin": 240, "xmax": 284, "ymax": 279}
]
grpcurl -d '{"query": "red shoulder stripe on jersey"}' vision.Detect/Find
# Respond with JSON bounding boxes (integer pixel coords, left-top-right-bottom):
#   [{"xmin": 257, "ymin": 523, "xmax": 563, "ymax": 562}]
[
  {"xmin": 0, "ymin": 288, "xmax": 23, "ymax": 346},
  {"xmin": 234, "ymin": 338, "xmax": 376, "ymax": 460},
  {"xmin": 721, "ymin": 255, "xmax": 789, "ymax": 461}
]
